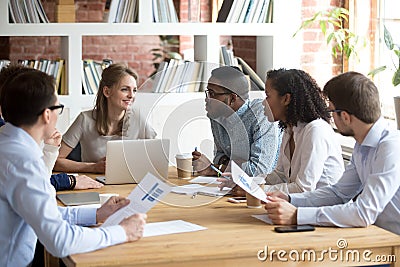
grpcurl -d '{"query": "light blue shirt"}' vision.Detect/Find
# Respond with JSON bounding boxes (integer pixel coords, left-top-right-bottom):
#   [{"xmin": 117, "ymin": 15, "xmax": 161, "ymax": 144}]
[
  {"xmin": 0, "ymin": 123, "xmax": 126, "ymax": 266},
  {"xmin": 210, "ymin": 99, "xmax": 281, "ymax": 176},
  {"xmin": 291, "ymin": 117, "xmax": 400, "ymax": 235}
]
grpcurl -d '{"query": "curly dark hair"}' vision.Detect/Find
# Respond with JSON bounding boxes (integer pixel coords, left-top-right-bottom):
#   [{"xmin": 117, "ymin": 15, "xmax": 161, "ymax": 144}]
[{"xmin": 266, "ymin": 68, "xmax": 330, "ymax": 130}]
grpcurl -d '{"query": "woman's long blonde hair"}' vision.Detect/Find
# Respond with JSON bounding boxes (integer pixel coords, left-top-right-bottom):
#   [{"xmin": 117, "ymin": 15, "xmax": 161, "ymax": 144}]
[{"xmin": 93, "ymin": 63, "xmax": 138, "ymax": 136}]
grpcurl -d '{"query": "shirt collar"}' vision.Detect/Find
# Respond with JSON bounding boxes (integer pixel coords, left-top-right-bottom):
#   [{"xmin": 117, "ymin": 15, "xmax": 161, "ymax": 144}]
[
  {"xmin": 361, "ymin": 117, "xmax": 388, "ymax": 148},
  {"xmin": 2, "ymin": 123, "xmax": 43, "ymax": 158},
  {"xmin": 224, "ymin": 99, "xmax": 250, "ymax": 124},
  {"xmin": 292, "ymin": 121, "xmax": 307, "ymax": 133},
  {"xmin": 236, "ymin": 99, "xmax": 250, "ymax": 116}
]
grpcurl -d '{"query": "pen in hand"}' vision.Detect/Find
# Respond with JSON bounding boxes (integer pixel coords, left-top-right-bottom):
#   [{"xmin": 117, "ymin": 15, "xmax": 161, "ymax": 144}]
[
  {"xmin": 210, "ymin": 164, "xmax": 231, "ymax": 180},
  {"xmin": 192, "ymin": 147, "xmax": 197, "ymax": 176}
]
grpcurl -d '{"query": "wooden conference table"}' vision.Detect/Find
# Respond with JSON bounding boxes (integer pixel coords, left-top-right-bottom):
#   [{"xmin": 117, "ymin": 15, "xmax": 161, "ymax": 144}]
[{"xmin": 55, "ymin": 168, "xmax": 400, "ymax": 267}]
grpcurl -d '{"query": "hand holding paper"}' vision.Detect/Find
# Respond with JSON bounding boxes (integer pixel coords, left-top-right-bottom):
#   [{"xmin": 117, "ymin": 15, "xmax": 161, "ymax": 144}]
[{"xmin": 101, "ymin": 173, "xmax": 171, "ymax": 227}]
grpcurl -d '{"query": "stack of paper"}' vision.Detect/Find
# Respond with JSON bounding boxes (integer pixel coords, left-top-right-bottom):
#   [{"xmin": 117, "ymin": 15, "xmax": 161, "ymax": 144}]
[{"xmin": 171, "ymin": 184, "xmax": 231, "ymax": 197}]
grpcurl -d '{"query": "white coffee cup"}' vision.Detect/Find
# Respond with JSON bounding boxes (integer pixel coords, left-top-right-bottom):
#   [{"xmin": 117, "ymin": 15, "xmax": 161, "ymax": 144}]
[
  {"xmin": 246, "ymin": 176, "xmax": 266, "ymax": 208},
  {"xmin": 175, "ymin": 153, "xmax": 193, "ymax": 179}
]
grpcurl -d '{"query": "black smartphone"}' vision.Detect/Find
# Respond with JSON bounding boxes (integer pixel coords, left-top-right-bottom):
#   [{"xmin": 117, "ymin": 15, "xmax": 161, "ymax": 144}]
[{"xmin": 274, "ymin": 225, "xmax": 315, "ymax": 233}]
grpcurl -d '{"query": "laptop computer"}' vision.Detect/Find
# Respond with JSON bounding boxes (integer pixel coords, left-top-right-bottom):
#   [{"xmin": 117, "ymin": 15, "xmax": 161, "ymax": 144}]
[
  {"xmin": 97, "ymin": 139, "xmax": 170, "ymax": 184},
  {"xmin": 57, "ymin": 192, "xmax": 100, "ymax": 206}
]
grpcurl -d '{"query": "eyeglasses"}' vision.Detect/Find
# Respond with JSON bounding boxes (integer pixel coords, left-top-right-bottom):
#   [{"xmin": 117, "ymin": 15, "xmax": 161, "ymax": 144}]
[
  {"xmin": 205, "ymin": 89, "xmax": 231, "ymax": 98},
  {"xmin": 37, "ymin": 104, "xmax": 64, "ymax": 115}
]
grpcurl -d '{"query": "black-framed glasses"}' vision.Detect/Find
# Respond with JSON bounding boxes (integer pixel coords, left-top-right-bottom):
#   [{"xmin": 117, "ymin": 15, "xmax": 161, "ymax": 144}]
[
  {"xmin": 205, "ymin": 89, "xmax": 232, "ymax": 98},
  {"xmin": 38, "ymin": 104, "xmax": 64, "ymax": 115}
]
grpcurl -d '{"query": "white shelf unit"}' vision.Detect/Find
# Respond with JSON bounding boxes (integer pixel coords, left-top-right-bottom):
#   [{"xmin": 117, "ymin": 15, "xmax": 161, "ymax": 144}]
[{"xmin": 0, "ymin": 0, "xmax": 301, "ymax": 122}]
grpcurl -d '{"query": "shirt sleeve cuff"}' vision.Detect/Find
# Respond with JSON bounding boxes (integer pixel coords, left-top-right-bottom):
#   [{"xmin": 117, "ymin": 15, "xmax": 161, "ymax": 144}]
[
  {"xmin": 297, "ymin": 207, "xmax": 318, "ymax": 225},
  {"xmin": 77, "ymin": 208, "xmax": 97, "ymax": 226},
  {"xmin": 213, "ymin": 155, "xmax": 223, "ymax": 165},
  {"xmin": 103, "ymin": 225, "xmax": 127, "ymax": 245}
]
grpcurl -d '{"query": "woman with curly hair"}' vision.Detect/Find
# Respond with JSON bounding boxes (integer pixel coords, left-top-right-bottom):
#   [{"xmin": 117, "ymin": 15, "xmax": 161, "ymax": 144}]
[{"xmin": 262, "ymin": 68, "xmax": 344, "ymax": 193}]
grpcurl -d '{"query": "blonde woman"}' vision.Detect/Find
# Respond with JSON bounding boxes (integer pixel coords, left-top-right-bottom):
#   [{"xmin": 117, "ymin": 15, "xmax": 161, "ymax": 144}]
[{"xmin": 55, "ymin": 63, "xmax": 156, "ymax": 173}]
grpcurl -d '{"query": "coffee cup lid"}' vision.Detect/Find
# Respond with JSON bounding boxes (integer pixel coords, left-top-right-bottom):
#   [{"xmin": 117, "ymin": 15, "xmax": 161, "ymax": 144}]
[{"xmin": 175, "ymin": 153, "xmax": 192, "ymax": 159}]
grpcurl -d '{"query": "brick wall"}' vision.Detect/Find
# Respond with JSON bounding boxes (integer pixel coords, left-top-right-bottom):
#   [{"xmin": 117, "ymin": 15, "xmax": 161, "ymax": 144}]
[
  {"xmin": 300, "ymin": 0, "xmax": 344, "ymax": 86},
  {"xmin": 2, "ymin": 0, "xmax": 344, "ymax": 88},
  {"xmin": 4, "ymin": 0, "xmax": 160, "ymax": 86}
]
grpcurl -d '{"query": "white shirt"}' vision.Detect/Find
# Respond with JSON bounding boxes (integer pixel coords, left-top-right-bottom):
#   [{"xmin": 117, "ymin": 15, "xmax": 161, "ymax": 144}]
[
  {"xmin": 42, "ymin": 143, "xmax": 59, "ymax": 176},
  {"xmin": 264, "ymin": 119, "xmax": 344, "ymax": 193},
  {"xmin": 291, "ymin": 118, "xmax": 400, "ymax": 235},
  {"xmin": 0, "ymin": 123, "xmax": 126, "ymax": 266}
]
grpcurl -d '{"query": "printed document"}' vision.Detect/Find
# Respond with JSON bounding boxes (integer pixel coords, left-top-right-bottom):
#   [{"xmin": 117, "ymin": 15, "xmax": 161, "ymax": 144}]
[
  {"xmin": 101, "ymin": 173, "xmax": 171, "ymax": 227},
  {"xmin": 231, "ymin": 161, "xmax": 268, "ymax": 203},
  {"xmin": 251, "ymin": 214, "xmax": 273, "ymax": 225},
  {"xmin": 171, "ymin": 184, "xmax": 230, "ymax": 197},
  {"xmin": 189, "ymin": 176, "xmax": 220, "ymax": 184},
  {"xmin": 144, "ymin": 220, "xmax": 206, "ymax": 237}
]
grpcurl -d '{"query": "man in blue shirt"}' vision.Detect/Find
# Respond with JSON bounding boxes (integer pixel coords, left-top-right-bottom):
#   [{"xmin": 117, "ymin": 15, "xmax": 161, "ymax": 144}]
[
  {"xmin": 0, "ymin": 64, "xmax": 102, "ymax": 191},
  {"xmin": 0, "ymin": 67, "xmax": 146, "ymax": 266},
  {"xmin": 265, "ymin": 72, "xmax": 400, "ymax": 235},
  {"xmin": 192, "ymin": 66, "xmax": 281, "ymax": 177}
]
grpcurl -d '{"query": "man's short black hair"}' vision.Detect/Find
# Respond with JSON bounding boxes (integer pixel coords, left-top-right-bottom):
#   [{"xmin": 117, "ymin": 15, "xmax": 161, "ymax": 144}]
[{"xmin": 1, "ymin": 68, "xmax": 56, "ymax": 126}]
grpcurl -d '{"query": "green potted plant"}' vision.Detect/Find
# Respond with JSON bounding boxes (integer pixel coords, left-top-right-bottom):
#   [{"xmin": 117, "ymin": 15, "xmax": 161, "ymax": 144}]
[
  {"xmin": 369, "ymin": 26, "xmax": 400, "ymax": 85},
  {"xmin": 294, "ymin": 7, "xmax": 365, "ymax": 70},
  {"xmin": 369, "ymin": 26, "xmax": 400, "ymax": 128}
]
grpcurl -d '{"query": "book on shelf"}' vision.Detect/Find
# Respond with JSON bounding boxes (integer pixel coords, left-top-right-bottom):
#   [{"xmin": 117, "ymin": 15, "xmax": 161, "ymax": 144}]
[
  {"xmin": 216, "ymin": 0, "xmax": 232, "ymax": 22},
  {"xmin": 154, "ymin": 58, "xmax": 180, "ymax": 93},
  {"xmin": 55, "ymin": 4, "xmax": 76, "ymax": 23},
  {"xmin": 54, "ymin": 59, "xmax": 66, "ymax": 95},
  {"xmin": 152, "ymin": 60, "xmax": 205, "ymax": 93},
  {"xmin": 266, "ymin": 0, "xmax": 273, "ymax": 23},
  {"xmin": 82, "ymin": 60, "xmax": 100, "ymax": 95},
  {"xmin": 107, "ymin": 0, "xmax": 138, "ymax": 23},
  {"xmin": 8, "ymin": 0, "xmax": 49, "ymax": 23},
  {"xmin": 236, "ymin": 57, "xmax": 264, "ymax": 91},
  {"xmin": 59, "ymin": 62, "xmax": 67, "ymax": 95},
  {"xmin": 217, "ymin": 0, "xmax": 272, "ymax": 23},
  {"xmin": 220, "ymin": 46, "xmax": 237, "ymax": 66},
  {"xmin": 15, "ymin": 58, "xmax": 66, "ymax": 93},
  {"xmin": 152, "ymin": 0, "xmax": 179, "ymax": 23},
  {"xmin": 152, "ymin": 61, "xmax": 168, "ymax": 93},
  {"xmin": 81, "ymin": 59, "xmax": 111, "ymax": 95}
]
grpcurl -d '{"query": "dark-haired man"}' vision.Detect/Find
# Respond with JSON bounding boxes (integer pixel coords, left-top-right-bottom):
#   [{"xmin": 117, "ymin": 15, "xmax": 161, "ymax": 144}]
[
  {"xmin": 0, "ymin": 64, "xmax": 103, "ymax": 191},
  {"xmin": 0, "ymin": 68, "xmax": 146, "ymax": 266},
  {"xmin": 192, "ymin": 66, "xmax": 281, "ymax": 177},
  {"xmin": 265, "ymin": 71, "xmax": 400, "ymax": 235}
]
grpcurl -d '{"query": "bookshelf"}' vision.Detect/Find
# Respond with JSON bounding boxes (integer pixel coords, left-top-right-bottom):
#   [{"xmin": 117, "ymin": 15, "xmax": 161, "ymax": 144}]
[{"xmin": 0, "ymin": 0, "xmax": 301, "ymax": 133}]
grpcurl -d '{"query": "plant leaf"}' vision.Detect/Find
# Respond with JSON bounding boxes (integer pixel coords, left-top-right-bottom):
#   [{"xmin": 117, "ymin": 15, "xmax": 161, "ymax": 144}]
[
  {"xmin": 320, "ymin": 21, "xmax": 327, "ymax": 35},
  {"xmin": 166, "ymin": 52, "xmax": 182, "ymax": 60},
  {"xmin": 368, "ymin": 66, "xmax": 387, "ymax": 77},
  {"xmin": 393, "ymin": 68, "xmax": 400, "ymax": 86},
  {"xmin": 384, "ymin": 25, "xmax": 394, "ymax": 50}
]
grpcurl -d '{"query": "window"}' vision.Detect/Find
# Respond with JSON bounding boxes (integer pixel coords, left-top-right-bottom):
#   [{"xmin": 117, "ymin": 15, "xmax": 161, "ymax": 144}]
[
  {"xmin": 376, "ymin": 0, "xmax": 400, "ymax": 118},
  {"xmin": 352, "ymin": 0, "xmax": 400, "ymax": 119}
]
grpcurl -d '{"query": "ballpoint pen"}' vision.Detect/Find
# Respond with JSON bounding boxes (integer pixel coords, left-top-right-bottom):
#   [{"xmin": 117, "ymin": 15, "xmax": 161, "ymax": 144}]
[
  {"xmin": 209, "ymin": 164, "xmax": 231, "ymax": 180},
  {"xmin": 192, "ymin": 147, "xmax": 197, "ymax": 176}
]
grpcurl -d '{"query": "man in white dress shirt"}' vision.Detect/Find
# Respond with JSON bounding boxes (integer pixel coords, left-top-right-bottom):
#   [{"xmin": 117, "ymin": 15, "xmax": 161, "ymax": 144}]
[
  {"xmin": 0, "ymin": 67, "xmax": 147, "ymax": 266},
  {"xmin": 265, "ymin": 71, "xmax": 400, "ymax": 235}
]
